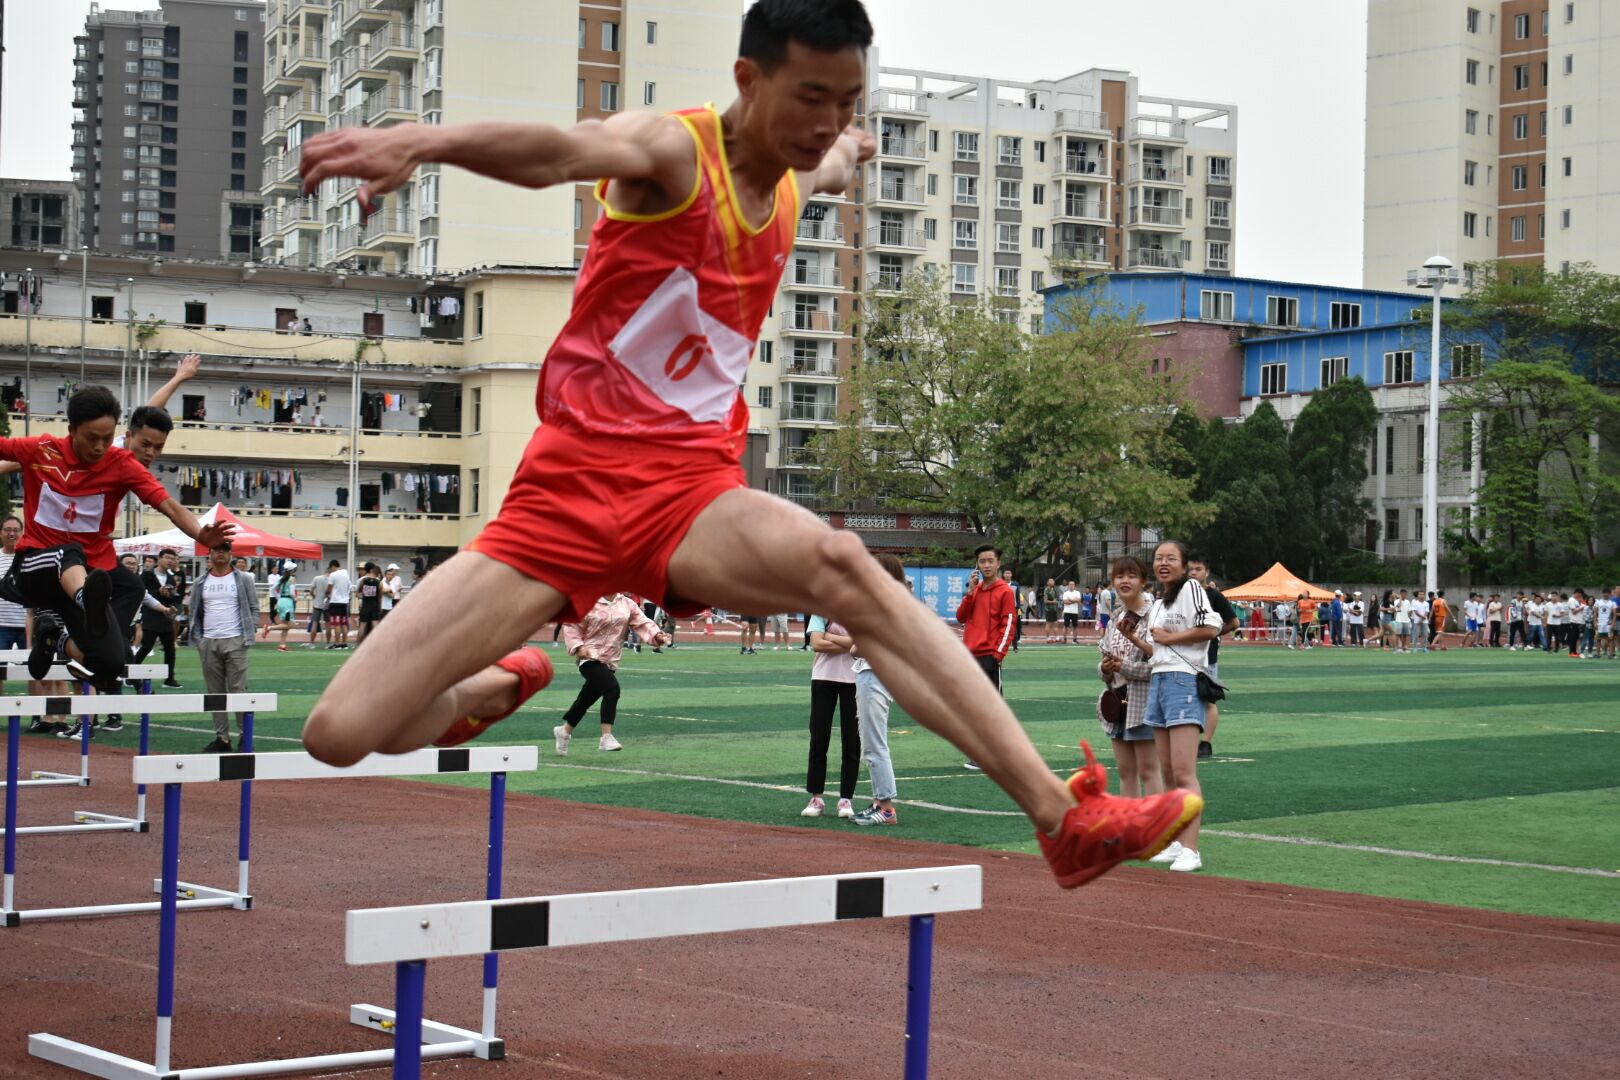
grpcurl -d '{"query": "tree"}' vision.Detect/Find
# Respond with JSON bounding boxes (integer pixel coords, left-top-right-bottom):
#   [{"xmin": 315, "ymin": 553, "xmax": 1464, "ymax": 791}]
[
  {"xmin": 1288, "ymin": 376, "xmax": 1379, "ymax": 573},
  {"xmin": 819, "ymin": 273, "xmax": 1206, "ymax": 570},
  {"xmin": 1179, "ymin": 403, "xmax": 1312, "ymax": 582}
]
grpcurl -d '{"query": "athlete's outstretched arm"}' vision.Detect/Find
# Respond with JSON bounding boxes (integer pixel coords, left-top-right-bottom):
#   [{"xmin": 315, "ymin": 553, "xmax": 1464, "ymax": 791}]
[
  {"xmin": 300, "ymin": 111, "xmax": 693, "ymax": 212},
  {"xmin": 146, "ymin": 353, "xmax": 200, "ymax": 411},
  {"xmin": 807, "ymin": 126, "xmax": 875, "ymax": 196}
]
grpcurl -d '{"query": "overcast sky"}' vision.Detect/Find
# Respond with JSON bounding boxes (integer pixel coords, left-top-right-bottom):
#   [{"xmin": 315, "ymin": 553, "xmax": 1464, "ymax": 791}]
[{"xmin": 1, "ymin": 0, "xmax": 1367, "ymax": 286}]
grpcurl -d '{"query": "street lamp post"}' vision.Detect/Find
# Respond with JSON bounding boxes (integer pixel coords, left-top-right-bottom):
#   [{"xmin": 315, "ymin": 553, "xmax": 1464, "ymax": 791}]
[
  {"xmin": 78, "ymin": 246, "xmax": 89, "ymax": 385},
  {"xmin": 1405, "ymin": 254, "xmax": 1461, "ymax": 599},
  {"xmin": 23, "ymin": 266, "xmax": 33, "ymax": 436}
]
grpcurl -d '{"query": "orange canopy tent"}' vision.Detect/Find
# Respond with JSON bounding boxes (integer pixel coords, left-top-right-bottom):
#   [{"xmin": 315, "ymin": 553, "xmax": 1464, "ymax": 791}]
[{"xmin": 1221, "ymin": 562, "xmax": 1335, "ymax": 603}]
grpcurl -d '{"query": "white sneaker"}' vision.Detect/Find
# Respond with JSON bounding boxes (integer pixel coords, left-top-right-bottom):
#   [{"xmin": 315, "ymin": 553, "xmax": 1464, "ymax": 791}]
[
  {"xmin": 836, "ymin": 798, "xmax": 855, "ymax": 819},
  {"xmin": 552, "ymin": 724, "xmax": 571, "ymax": 757},
  {"xmin": 598, "ymin": 733, "xmax": 623, "ymax": 751},
  {"xmin": 800, "ymin": 796, "xmax": 825, "ymax": 818},
  {"xmin": 1149, "ymin": 840, "xmax": 1185, "ymax": 864},
  {"xmin": 1168, "ymin": 847, "xmax": 1203, "ymax": 872}
]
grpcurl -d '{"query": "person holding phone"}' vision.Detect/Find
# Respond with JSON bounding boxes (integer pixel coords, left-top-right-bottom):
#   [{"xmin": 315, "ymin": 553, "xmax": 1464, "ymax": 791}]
[{"xmin": 956, "ymin": 544, "xmax": 1018, "ymax": 770}]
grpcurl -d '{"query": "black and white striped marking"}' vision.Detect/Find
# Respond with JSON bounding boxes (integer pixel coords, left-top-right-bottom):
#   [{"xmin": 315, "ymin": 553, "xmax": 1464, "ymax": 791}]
[
  {"xmin": 132, "ymin": 745, "xmax": 539, "ymax": 785},
  {"xmin": 346, "ymin": 865, "xmax": 983, "ymax": 964},
  {"xmin": 0, "ymin": 693, "xmax": 278, "ymax": 717}
]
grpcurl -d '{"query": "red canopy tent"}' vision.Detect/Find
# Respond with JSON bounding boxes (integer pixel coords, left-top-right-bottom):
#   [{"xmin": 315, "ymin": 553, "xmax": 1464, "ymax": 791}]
[{"xmin": 194, "ymin": 504, "xmax": 323, "ymax": 560}]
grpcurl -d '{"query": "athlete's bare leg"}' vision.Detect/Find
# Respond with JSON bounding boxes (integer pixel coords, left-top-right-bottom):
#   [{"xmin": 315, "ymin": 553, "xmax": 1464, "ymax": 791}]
[
  {"xmin": 302, "ymin": 550, "xmax": 567, "ymax": 765},
  {"xmin": 667, "ymin": 489, "xmax": 1075, "ymax": 834}
]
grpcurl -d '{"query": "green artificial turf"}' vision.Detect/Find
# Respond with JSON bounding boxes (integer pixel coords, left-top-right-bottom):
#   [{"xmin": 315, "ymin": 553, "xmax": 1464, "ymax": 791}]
[{"xmin": 18, "ymin": 640, "xmax": 1619, "ymax": 922}]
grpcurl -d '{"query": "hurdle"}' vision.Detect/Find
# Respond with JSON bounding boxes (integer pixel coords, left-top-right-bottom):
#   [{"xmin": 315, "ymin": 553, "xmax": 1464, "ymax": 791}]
[
  {"xmin": 30, "ymin": 744, "xmax": 538, "ymax": 1079},
  {"xmin": 345, "ymin": 864, "xmax": 984, "ymax": 1080},
  {"xmin": 2, "ymin": 693, "xmax": 275, "ymax": 927},
  {"xmin": 3, "ymin": 663, "xmax": 168, "ymax": 792}
]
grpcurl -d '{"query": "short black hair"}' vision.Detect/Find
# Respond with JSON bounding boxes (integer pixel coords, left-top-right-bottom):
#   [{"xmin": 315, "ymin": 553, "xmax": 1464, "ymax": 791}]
[
  {"xmin": 328, "ymin": 560, "xmax": 341, "ymax": 568},
  {"xmin": 67, "ymin": 385, "xmax": 121, "ymax": 428},
  {"xmin": 128, "ymin": 405, "xmax": 174, "ymax": 436},
  {"xmin": 974, "ymin": 544, "xmax": 1001, "ymax": 559},
  {"xmin": 1186, "ymin": 551, "xmax": 1210, "ymax": 567},
  {"xmin": 739, "ymin": 0, "xmax": 873, "ymax": 72},
  {"xmin": 1, "ymin": 516, "xmax": 20, "ymax": 529},
  {"xmin": 159, "ymin": 548, "xmax": 177, "ymax": 558}
]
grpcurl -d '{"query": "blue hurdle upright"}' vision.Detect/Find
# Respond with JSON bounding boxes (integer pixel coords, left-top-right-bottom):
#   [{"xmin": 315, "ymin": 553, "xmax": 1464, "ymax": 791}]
[
  {"xmin": 344, "ymin": 864, "xmax": 984, "ymax": 1080},
  {"xmin": 29, "ymin": 744, "xmax": 539, "ymax": 1080}
]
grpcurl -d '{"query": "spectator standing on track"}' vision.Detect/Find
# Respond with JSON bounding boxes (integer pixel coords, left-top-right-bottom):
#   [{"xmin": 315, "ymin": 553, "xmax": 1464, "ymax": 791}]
[
  {"xmin": 1486, "ymin": 594, "xmax": 1503, "ymax": 648},
  {"xmin": 0, "ymin": 516, "xmax": 28, "ymax": 653},
  {"xmin": 1186, "ymin": 554, "xmax": 1238, "ymax": 759},
  {"xmin": 1346, "ymin": 591, "xmax": 1366, "ymax": 647},
  {"xmin": 1042, "ymin": 578, "xmax": 1059, "ymax": 642},
  {"xmin": 1329, "ymin": 591, "xmax": 1345, "ymax": 647},
  {"xmin": 1525, "ymin": 593, "xmax": 1544, "ymax": 650},
  {"xmin": 1096, "ymin": 581, "xmax": 1115, "ymax": 635},
  {"xmin": 956, "ymin": 544, "xmax": 1017, "ymax": 771},
  {"xmin": 1376, "ymin": 590, "xmax": 1395, "ymax": 649},
  {"xmin": 355, "ymin": 563, "xmax": 383, "ymax": 645},
  {"xmin": 552, "ymin": 593, "xmax": 669, "ymax": 757},
  {"xmin": 189, "ymin": 540, "xmax": 257, "ymax": 753},
  {"xmin": 1392, "ymin": 589, "xmax": 1412, "ymax": 652},
  {"xmin": 324, "ymin": 560, "xmax": 352, "ymax": 648},
  {"xmin": 134, "ymin": 547, "xmax": 184, "ymax": 684},
  {"xmin": 1544, "ymin": 593, "xmax": 1566, "ymax": 653},
  {"xmin": 1507, "ymin": 593, "xmax": 1527, "ymax": 649},
  {"xmin": 849, "ymin": 554, "xmax": 909, "ymax": 826},
  {"xmin": 1118, "ymin": 540, "xmax": 1221, "ymax": 874},
  {"xmin": 304, "ymin": 565, "xmax": 329, "ymax": 648},
  {"xmin": 1061, "ymin": 580, "xmax": 1082, "ymax": 644},
  {"xmin": 1096, "ymin": 555, "xmax": 1159, "ymax": 797},
  {"xmin": 800, "ymin": 610, "xmax": 859, "ymax": 819},
  {"xmin": 381, "ymin": 565, "xmax": 403, "ymax": 621},
  {"xmin": 1567, "ymin": 591, "xmax": 1589, "ymax": 657},
  {"xmin": 1410, "ymin": 592, "xmax": 1430, "ymax": 652},
  {"xmin": 1597, "ymin": 587, "xmax": 1618, "ymax": 659}
]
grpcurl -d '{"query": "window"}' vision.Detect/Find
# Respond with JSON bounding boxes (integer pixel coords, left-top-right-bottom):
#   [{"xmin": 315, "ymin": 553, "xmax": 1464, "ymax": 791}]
[
  {"xmin": 1511, "ymin": 215, "xmax": 1526, "ymax": 242},
  {"xmin": 1199, "ymin": 289, "xmax": 1234, "ymax": 322},
  {"xmin": 923, "ymin": 217, "xmax": 937, "ymax": 241},
  {"xmin": 1514, "ymin": 64, "xmax": 1530, "ymax": 90},
  {"xmin": 573, "ymin": 198, "xmax": 581, "ymax": 230},
  {"xmin": 995, "ymin": 266, "xmax": 1019, "ymax": 296},
  {"xmin": 1464, "ymin": 110, "xmax": 1478, "ymax": 135},
  {"xmin": 1259, "ymin": 362, "xmax": 1287, "ymax": 395},
  {"xmin": 1206, "ymin": 241, "xmax": 1230, "ymax": 271},
  {"xmin": 1566, "ymin": 2, "xmax": 1575, "ymax": 22},
  {"xmin": 1207, "ymin": 198, "xmax": 1230, "ymax": 226},
  {"xmin": 758, "ymin": 341, "xmax": 772, "ymax": 364},
  {"xmin": 1207, "ymin": 157, "xmax": 1231, "ymax": 183},
  {"xmin": 1465, "ymin": 59, "xmax": 1478, "ymax": 84},
  {"xmin": 1384, "ymin": 350, "xmax": 1414, "ymax": 384},
  {"xmin": 1485, "ymin": 214, "xmax": 1493, "ymax": 236},
  {"xmin": 952, "ymin": 219, "xmax": 978, "ymax": 249},
  {"xmin": 576, "ymin": 79, "xmax": 584, "ymax": 109},
  {"xmin": 996, "ymin": 179, "xmax": 1019, "ymax": 209},
  {"xmin": 1541, "ymin": 59, "xmax": 1549, "ymax": 84},
  {"xmin": 601, "ymin": 21, "xmax": 620, "ymax": 52},
  {"xmin": 1463, "ymin": 160, "xmax": 1476, "ymax": 186},
  {"xmin": 1466, "ymin": 7, "xmax": 1479, "ymax": 32},
  {"xmin": 953, "ymin": 175, "xmax": 979, "ymax": 205},
  {"xmin": 233, "ymin": 67, "xmax": 247, "ymax": 84},
  {"xmin": 757, "ymin": 386, "xmax": 771, "ymax": 408},
  {"xmin": 125, "ymin": 39, "xmax": 139, "ymax": 51},
  {"xmin": 473, "ymin": 291, "xmax": 485, "ymax": 336},
  {"xmin": 1031, "ymin": 183, "xmax": 1044, "ymax": 206},
  {"xmin": 1563, "ymin": 105, "xmax": 1574, "ymax": 125},
  {"xmin": 996, "ymin": 222, "xmax": 1019, "ymax": 252},
  {"xmin": 1512, "ymin": 165, "xmax": 1528, "ymax": 190},
  {"xmin": 1415, "ymin": 429, "xmax": 1425, "ymax": 472},
  {"xmin": 1562, "ymin": 209, "xmax": 1572, "ymax": 229},
  {"xmin": 1370, "ymin": 427, "xmax": 1378, "ymax": 475},
  {"xmin": 1463, "ymin": 211, "xmax": 1477, "ymax": 238},
  {"xmin": 233, "ymin": 88, "xmax": 246, "ymax": 105},
  {"xmin": 600, "ymin": 81, "xmax": 619, "ymax": 112},
  {"xmin": 951, "ymin": 263, "xmax": 977, "ymax": 294},
  {"xmin": 1539, "ymin": 213, "xmax": 1546, "ymax": 239},
  {"xmin": 1564, "ymin": 156, "xmax": 1572, "ymax": 177},
  {"xmin": 646, "ymin": 20, "xmax": 657, "ymax": 44},
  {"xmin": 1034, "ymin": 140, "xmax": 1045, "ymax": 163},
  {"xmin": 997, "ymin": 136, "xmax": 1022, "ymax": 165},
  {"xmin": 1488, "ymin": 64, "xmax": 1495, "ymax": 84},
  {"xmin": 231, "ymin": 152, "xmax": 245, "ymax": 169},
  {"xmin": 928, "ymin": 129, "xmax": 938, "ymax": 153},
  {"xmin": 578, "ymin": 17, "xmax": 586, "ymax": 46},
  {"xmin": 1487, "ymin": 114, "xmax": 1494, "ymax": 134},
  {"xmin": 1030, "ymin": 270, "xmax": 1044, "ymax": 291},
  {"xmin": 1452, "ymin": 343, "xmax": 1483, "ymax": 378},
  {"xmin": 1330, "ymin": 302, "xmax": 1362, "ymax": 329},
  {"xmin": 122, "ymin": 168, "xmax": 137, "ymax": 181},
  {"xmin": 1030, "ymin": 226, "xmax": 1044, "ymax": 249},
  {"xmin": 1385, "ymin": 508, "xmax": 1400, "ymax": 542},
  {"xmin": 1320, "ymin": 356, "xmax": 1348, "ymax": 388},
  {"xmin": 1513, "ymin": 113, "xmax": 1528, "ymax": 140},
  {"xmin": 1539, "ymin": 162, "xmax": 1547, "ymax": 187},
  {"xmin": 470, "ymin": 387, "xmax": 483, "ymax": 433},
  {"xmin": 1266, "ymin": 295, "xmax": 1299, "ymax": 326},
  {"xmin": 469, "ymin": 469, "xmax": 481, "ymax": 515},
  {"xmin": 954, "ymin": 132, "xmax": 979, "ymax": 161},
  {"xmin": 1515, "ymin": 11, "xmax": 1531, "ymax": 37},
  {"xmin": 643, "ymin": 82, "xmax": 655, "ymax": 106},
  {"xmin": 926, "ymin": 173, "xmax": 938, "ymax": 196},
  {"xmin": 125, "ymin": 60, "xmax": 139, "ymax": 73}
]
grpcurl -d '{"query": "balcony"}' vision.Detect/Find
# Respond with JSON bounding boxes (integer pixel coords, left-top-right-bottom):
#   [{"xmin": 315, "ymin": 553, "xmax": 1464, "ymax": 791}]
[
  {"xmin": 337, "ymin": 46, "xmax": 386, "ymax": 88},
  {"xmin": 785, "ymin": 354, "xmax": 838, "ymax": 378},
  {"xmin": 780, "ymin": 400, "xmax": 839, "ymax": 424},
  {"xmin": 327, "ymin": 103, "xmax": 365, "ymax": 130},
  {"xmin": 870, "ymin": 178, "xmax": 925, "ymax": 206},
  {"xmin": 364, "ymin": 85, "xmax": 417, "ymax": 125},
  {"xmin": 265, "ymin": 57, "xmax": 304, "ymax": 93},
  {"xmin": 871, "ymin": 271, "xmax": 905, "ymax": 293},
  {"xmin": 262, "ymin": 104, "xmax": 287, "ymax": 145},
  {"xmin": 1127, "ymin": 116, "xmax": 1187, "ymax": 142},
  {"xmin": 138, "ymin": 504, "xmax": 464, "ymax": 550},
  {"xmin": 1125, "ymin": 247, "xmax": 1183, "ymax": 270},
  {"xmin": 1053, "ymin": 109, "xmax": 1110, "ymax": 134},
  {"xmin": 795, "ymin": 218, "xmax": 845, "ymax": 246},
  {"xmin": 366, "ymin": 25, "xmax": 418, "ymax": 69},
  {"xmin": 1052, "ymin": 198, "xmax": 1109, "ymax": 224},
  {"xmin": 342, "ymin": 0, "xmax": 390, "ymax": 32},
  {"xmin": 330, "ymin": 223, "xmax": 363, "ymax": 260},
  {"xmin": 786, "ymin": 264, "xmax": 842, "ymax": 291},
  {"xmin": 1051, "ymin": 242, "xmax": 1108, "ymax": 267},
  {"xmin": 285, "ymin": 38, "xmax": 328, "ymax": 78},
  {"xmin": 1053, "ymin": 154, "xmax": 1109, "ymax": 179},
  {"xmin": 778, "ymin": 444, "xmax": 825, "ymax": 468},
  {"xmin": 284, "ymin": 0, "xmax": 333, "ymax": 24},
  {"xmin": 285, "ymin": 90, "xmax": 324, "ymax": 122},
  {"xmin": 1127, "ymin": 204, "xmax": 1184, "ymax": 229},
  {"xmin": 781, "ymin": 309, "xmax": 841, "ymax": 337},
  {"xmin": 1128, "ymin": 162, "xmax": 1183, "ymax": 185},
  {"xmin": 263, "ymin": 152, "xmax": 299, "ymax": 193},
  {"xmin": 279, "ymin": 145, "xmax": 304, "ymax": 183},
  {"xmin": 268, "ymin": 199, "xmax": 321, "ymax": 234},
  {"xmin": 877, "ymin": 135, "xmax": 925, "ymax": 160},
  {"xmin": 360, "ymin": 209, "xmax": 415, "ymax": 248},
  {"xmin": 869, "ymin": 88, "xmax": 928, "ymax": 116},
  {"xmin": 866, "ymin": 225, "xmax": 925, "ymax": 251}
]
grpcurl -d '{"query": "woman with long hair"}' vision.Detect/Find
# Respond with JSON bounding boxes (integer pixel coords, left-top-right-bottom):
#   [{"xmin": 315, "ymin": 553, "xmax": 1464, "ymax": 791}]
[
  {"xmin": 849, "ymin": 553, "xmax": 909, "ymax": 825},
  {"xmin": 552, "ymin": 594, "xmax": 670, "ymax": 755},
  {"xmin": 801, "ymin": 610, "xmax": 859, "ymax": 820},
  {"xmin": 1096, "ymin": 555, "xmax": 1160, "ymax": 797},
  {"xmin": 1118, "ymin": 540, "xmax": 1221, "ymax": 872}
]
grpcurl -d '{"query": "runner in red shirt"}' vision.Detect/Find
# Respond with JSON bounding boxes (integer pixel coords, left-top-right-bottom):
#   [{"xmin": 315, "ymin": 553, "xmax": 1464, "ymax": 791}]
[
  {"xmin": 297, "ymin": 0, "xmax": 1199, "ymax": 889},
  {"xmin": 0, "ymin": 385, "xmax": 229, "ymax": 687}
]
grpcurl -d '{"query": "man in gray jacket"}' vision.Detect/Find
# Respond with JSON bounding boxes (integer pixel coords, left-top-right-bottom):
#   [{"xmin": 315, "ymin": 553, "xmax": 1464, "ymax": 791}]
[{"xmin": 188, "ymin": 541, "xmax": 258, "ymax": 752}]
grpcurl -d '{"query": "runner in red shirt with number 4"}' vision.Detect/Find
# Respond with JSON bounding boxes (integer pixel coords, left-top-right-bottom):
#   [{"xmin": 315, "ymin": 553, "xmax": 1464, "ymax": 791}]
[{"xmin": 297, "ymin": 0, "xmax": 1200, "ymax": 891}]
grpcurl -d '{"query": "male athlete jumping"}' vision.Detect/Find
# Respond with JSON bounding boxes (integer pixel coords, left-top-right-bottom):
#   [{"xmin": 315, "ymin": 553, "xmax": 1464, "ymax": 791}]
[{"xmin": 299, "ymin": 0, "xmax": 1200, "ymax": 888}]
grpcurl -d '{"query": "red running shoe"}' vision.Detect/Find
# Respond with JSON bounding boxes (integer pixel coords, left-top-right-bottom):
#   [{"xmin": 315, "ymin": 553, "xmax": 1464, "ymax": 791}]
[
  {"xmin": 433, "ymin": 647, "xmax": 555, "ymax": 747},
  {"xmin": 1038, "ymin": 740, "xmax": 1204, "ymax": 889}
]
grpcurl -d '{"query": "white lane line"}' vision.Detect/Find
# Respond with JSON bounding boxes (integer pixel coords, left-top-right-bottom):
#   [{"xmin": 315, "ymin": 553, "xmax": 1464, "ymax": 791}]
[
  {"xmin": 1203, "ymin": 829, "xmax": 1620, "ymax": 879},
  {"xmin": 543, "ymin": 763, "xmax": 1618, "ymax": 876}
]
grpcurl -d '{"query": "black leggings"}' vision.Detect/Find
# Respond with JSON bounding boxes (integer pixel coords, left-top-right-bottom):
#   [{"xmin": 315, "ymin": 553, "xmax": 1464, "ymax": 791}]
[
  {"xmin": 562, "ymin": 659, "xmax": 620, "ymax": 729},
  {"xmin": 133, "ymin": 622, "xmax": 176, "ymax": 681},
  {"xmin": 806, "ymin": 679, "xmax": 859, "ymax": 799}
]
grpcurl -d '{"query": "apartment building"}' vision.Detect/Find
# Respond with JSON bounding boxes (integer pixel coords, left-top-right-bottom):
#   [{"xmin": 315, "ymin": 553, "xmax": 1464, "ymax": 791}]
[
  {"xmin": 0, "ymin": 180, "xmax": 83, "ymax": 252},
  {"xmin": 1365, "ymin": 0, "xmax": 1620, "ymax": 291},
  {"xmin": 73, "ymin": 0, "xmax": 267, "ymax": 260}
]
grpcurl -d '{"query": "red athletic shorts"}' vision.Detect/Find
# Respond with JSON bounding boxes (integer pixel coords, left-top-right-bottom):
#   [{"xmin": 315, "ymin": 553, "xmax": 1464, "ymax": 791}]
[{"xmin": 467, "ymin": 422, "xmax": 746, "ymax": 622}]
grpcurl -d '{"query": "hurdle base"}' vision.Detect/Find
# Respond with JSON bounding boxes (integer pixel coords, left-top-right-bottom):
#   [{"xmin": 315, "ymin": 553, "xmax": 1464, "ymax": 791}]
[
  {"xmin": 5, "ymin": 893, "xmax": 240, "ymax": 925},
  {"xmin": 151, "ymin": 878, "xmax": 252, "ymax": 911},
  {"xmin": 28, "ymin": 1033, "xmax": 176, "ymax": 1080},
  {"xmin": 350, "ymin": 1003, "xmax": 504, "ymax": 1060},
  {"xmin": 21, "ymin": 770, "xmax": 90, "ymax": 788},
  {"xmin": 12, "ymin": 810, "xmax": 147, "ymax": 837}
]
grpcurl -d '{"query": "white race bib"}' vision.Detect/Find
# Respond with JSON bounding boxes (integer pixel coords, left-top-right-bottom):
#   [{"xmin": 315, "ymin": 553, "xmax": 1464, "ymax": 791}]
[
  {"xmin": 36, "ymin": 483, "xmax": 105, "ymax": 534},
  {"xmin": 609, "ymin": 267, "xmax": 753, "ymax": 424}
]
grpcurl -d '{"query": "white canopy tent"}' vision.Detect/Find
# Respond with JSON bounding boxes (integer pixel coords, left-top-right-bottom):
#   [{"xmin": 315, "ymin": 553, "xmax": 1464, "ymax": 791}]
[{"xmin": 114, "ymin": 504, "xmax": 221, "ymax": 557}]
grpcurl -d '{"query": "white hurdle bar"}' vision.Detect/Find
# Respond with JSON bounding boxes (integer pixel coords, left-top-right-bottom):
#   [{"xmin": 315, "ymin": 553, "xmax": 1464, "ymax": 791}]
[
  {"xmin": 346, "ymin": 865, "xmax": 984, "ymax": 1080},
  {"xmin": 4, "ymin": 664, "xmax": 169, "ymax": 790},
  {"xmin": 30, "ymin": 744, "xmax": 539, "ymax": 1080},
  {"xmin": 2, "ymin": 693, "xmax": 277, "ymax": 927}
]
